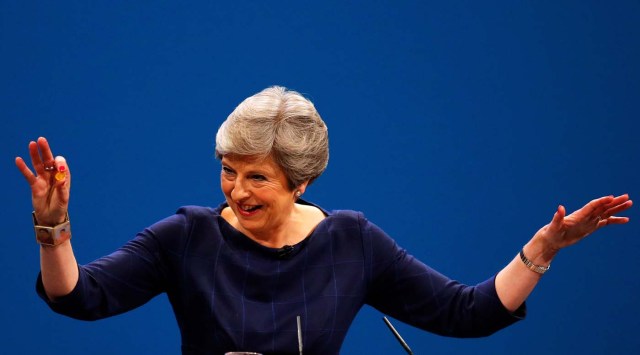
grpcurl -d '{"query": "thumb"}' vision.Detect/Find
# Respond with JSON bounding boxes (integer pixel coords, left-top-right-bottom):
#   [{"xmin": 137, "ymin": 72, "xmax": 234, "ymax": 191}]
[
  {"xmin": 548, "ymin": 205, "xmax": 565, "ymax": 232},
  {"xmin": 54, "ymin": 156, "xmax": 71, "ymax": 205}
]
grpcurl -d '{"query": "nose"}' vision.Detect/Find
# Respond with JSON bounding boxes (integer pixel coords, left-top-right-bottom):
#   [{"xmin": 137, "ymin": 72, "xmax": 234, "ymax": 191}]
[{"xmin": 230, "ymin": 178, "xmax": 251, "ymax": 201}]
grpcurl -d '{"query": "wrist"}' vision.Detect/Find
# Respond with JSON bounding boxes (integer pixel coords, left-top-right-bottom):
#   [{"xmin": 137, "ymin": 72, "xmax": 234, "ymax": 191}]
[
  {"xmin": 523, "ymin": 236, "xmax": 559, "ymax": 266},
  {"xmin": 33, "ymin": 212, "xmax": 67, "ymax": 227}
]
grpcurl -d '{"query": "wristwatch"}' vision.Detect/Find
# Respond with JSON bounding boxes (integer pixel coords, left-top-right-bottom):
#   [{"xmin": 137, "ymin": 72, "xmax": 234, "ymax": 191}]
[
  {"xmin": 32, "ymin": 212, "xmax": 72, "ymax": 247},
  {"xmin": 519, "ymin": 249, "xmax": 550, "ymax": 274}
]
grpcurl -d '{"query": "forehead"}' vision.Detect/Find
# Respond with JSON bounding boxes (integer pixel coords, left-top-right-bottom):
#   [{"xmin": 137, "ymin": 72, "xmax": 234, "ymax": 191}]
[{"xmin": 221, "ymin": 154, "xmax": 282, "ymax": 174}]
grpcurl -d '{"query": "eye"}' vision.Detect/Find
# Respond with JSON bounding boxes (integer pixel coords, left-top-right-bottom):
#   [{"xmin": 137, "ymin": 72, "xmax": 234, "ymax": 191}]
[
  {"xmin": 221, "ymin": 166, "xmax": 234, "ymax": 175},
  {"xmin": 251, "ymin": 174, "xmax": 267, "ymax": 181}
]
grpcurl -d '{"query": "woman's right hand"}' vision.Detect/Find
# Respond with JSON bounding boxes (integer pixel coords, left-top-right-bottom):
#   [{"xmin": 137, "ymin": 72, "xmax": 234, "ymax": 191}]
[{"xmin": 15, "ymin": 137, "xmax": 71, "ymax": 226}]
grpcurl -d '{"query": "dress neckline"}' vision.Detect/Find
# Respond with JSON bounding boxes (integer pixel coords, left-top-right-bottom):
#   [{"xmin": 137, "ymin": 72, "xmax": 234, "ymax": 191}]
[{"xmin": 213, "ymin": 199, "xmax": 331, "ymax": 259}]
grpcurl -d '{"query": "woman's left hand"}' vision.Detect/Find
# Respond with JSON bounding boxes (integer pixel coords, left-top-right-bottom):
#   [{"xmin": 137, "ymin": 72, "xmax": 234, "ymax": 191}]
[
  {"xmin": 497, "ymin": 194, "xmax": 632, "ymax": 312},
  {"xmin": 537, "ymin": 194, "xmax": 632, "ymax": 252}
]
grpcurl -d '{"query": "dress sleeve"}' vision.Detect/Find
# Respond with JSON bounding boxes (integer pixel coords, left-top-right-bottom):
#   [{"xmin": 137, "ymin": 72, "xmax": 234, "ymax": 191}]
[
  {"xmin": 362, "ymin": 215, "xmax": 525, "ymax": 337},
  {"xmin": 35, "ymin": 212, "xmax": 187, "ymax": 321}
]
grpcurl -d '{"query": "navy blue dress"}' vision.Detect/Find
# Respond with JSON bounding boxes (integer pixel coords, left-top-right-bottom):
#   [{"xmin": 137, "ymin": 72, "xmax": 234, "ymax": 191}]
[{"xmin": 37, "ymin": 201, "xmax": 524, "ymax": 354}]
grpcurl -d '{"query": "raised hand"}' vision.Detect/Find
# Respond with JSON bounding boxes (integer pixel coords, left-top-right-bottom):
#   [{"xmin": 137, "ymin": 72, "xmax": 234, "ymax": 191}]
[
  {"xmin": 538, "ymin": 194, "xmax": 632, "ymax": 251},
  {"xmin": 15, "ymin": 137, "xmax": 71, "ymax": 226}
]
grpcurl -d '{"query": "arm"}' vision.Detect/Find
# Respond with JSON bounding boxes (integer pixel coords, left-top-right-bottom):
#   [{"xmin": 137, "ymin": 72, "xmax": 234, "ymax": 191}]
[
  {"xmin": 15, "ymin": 137, "xmax": 78, "ymax": 299},
  {"xmin": 495, "ymin": 195, "xmax": 633, "ymax": 312},
  {"xmin": 362, "ymin": 215, "xmax": 521, "ymax": 338}
]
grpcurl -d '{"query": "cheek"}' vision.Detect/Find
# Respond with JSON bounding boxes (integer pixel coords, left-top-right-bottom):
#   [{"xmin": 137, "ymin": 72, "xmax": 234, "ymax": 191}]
[{"xmin": 220, "ymin": 179, "xmax": 233, "ymax": 196}]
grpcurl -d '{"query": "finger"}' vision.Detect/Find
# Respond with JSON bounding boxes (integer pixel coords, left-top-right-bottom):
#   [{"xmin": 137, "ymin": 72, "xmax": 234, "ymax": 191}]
[
  {"xmin": 601, "ymin": 216, "xmax": 630, "ymax": 225},
  {"xmin": 602, "ymin": 194, "xmax": 631, "ymax": 212},
  {"xmin": 549, "ymin": 205, "xmax": 565, "ymax": 231},
  {"xmin": 51, "ymin": 156, "xmax": 71, "ymax": 205},
  {"xmin": 15, "ymin": 157, "xmax": 38, "ymax": 186},
  {"xmin": 602, "ymin": 200, "xmax": 633, "ymax": 218},
  {"xmin": 586, "ymin": 195, "xmax": 616, "ymax": 217},
  {"xmin": 53, "ymin": 156, "xmax": 70, "ymax": 189},
  {"xmin": 37, "ymin": 137, "xmax": 56, "ymax": 166},
  {"xmin": 28, "ymin": 140, "xmax": 44, "ymax": 175}
]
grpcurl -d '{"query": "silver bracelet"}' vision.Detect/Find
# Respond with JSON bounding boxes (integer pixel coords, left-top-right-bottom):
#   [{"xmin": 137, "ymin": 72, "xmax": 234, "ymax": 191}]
[{"xmin": 519, "ymin": 249, "xmax": 550, "ymax": 274}]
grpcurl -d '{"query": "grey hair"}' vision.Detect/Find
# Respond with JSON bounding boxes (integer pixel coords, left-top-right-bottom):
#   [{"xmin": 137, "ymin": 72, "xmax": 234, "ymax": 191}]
[{"xmin": 215, "ymin": 86, "xmax": 329, "ymax": 190}]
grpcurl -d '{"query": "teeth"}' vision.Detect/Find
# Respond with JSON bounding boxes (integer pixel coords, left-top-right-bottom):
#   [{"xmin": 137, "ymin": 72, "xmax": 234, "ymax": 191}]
[{"xmin": 240, "ymin": 205, "xmax": 260, "ymax": 211}]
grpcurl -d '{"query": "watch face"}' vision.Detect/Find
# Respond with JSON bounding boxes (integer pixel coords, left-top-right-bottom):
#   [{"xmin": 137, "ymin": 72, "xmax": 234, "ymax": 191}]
[
  {"xmin": 36, "ymin": 228, "xmax": 54, "ymax": 245},
  {"xmin": 58, "ymin": 228, "xmax": 71, "ymax": 244},
  {"xmin": 35, "ymin": 222, "xmax": 71, "ymax": 246}
]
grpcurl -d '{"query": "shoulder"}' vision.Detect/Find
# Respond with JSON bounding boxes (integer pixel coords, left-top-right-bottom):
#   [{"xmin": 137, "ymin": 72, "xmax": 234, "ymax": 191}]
[
  {"xmin": 298, "ymin": 199, "xmax": 364, "ymax": 224},
  {"xmin": 325, "ymin": 208, "xmax": 399, "ymax": 253},
  {"xmin": 150, "ymin": 205, "xmax": 218, "ymax": 228},
  {"xmin": 144, "ymin": 205, "xmax": 221, "ymax": 243},
  {"xmin": 329, "ymin": 208, "xmax": 364, "ymax": 222},
  {"xmin": 176, "ymin": 205, "xmax": 220, "ymax": 220},
  {"xmin": 298, "ymin": 199, "xmax": 394, "ymax": 243}
]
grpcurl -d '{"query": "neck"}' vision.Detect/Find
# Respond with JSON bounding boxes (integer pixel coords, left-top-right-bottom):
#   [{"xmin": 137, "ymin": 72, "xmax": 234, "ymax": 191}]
[
  {"xmin": 224, "ymin": 203, "xmax": 304, "ymax": 249},
  {"xmin": 248, "ymin": 220, "xmax": 296, "ymax": 249}
]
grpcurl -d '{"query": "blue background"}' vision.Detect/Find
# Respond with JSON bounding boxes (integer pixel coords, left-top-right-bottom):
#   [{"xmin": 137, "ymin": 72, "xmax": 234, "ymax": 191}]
[{"xmin": 2, "ymin": 1, "xmax": 639, "ymax": 354}]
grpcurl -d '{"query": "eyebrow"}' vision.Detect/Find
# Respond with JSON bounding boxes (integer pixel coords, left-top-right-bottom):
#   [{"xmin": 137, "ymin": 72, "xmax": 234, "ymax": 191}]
[{"xmin": 221, "ymin": 158, "xmax": 276, "ymax": 177}]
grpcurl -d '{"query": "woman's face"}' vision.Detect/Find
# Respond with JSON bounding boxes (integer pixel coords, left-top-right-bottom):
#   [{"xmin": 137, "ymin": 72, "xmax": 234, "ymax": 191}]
[{"xmin": 220, "ymin": 154, "xmax": 304, "ymax": 239}]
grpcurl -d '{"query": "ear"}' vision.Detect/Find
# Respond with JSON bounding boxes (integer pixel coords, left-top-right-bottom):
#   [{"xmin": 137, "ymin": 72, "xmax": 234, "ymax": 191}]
[{"xmin": 296, "ymin": 180, "xmax": 310, "ymax": 195}]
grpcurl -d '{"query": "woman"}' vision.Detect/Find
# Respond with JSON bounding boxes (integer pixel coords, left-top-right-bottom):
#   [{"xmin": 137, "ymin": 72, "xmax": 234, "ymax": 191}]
[{"xmin": 16, "ymin": 86, "xmax": 632, "ymax": 354}]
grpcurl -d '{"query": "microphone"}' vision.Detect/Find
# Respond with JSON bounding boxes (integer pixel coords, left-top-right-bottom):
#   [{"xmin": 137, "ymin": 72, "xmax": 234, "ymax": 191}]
[
  {"xmin": 276, "ymin": 245, "xmax": 295, "ymax": 259},
  {"xmin": 383, "ymin": 316, "xmax": 413, "ymax": 355}
]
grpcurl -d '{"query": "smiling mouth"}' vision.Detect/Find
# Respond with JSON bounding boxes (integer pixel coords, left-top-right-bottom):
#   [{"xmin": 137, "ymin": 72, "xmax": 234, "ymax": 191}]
[{"xmin": 237, "ymin": 204, "xmax": 263, "ymax": 215}]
